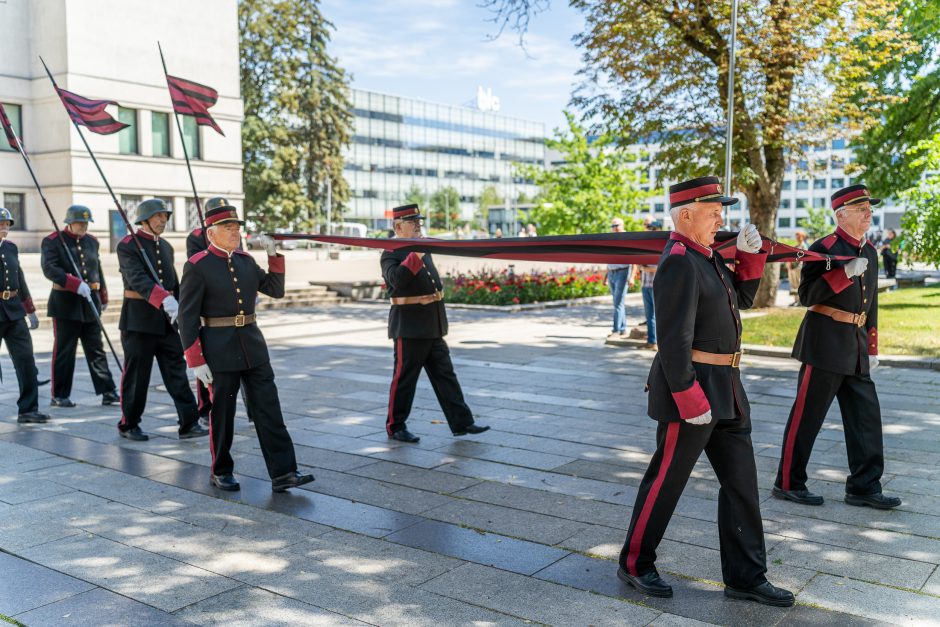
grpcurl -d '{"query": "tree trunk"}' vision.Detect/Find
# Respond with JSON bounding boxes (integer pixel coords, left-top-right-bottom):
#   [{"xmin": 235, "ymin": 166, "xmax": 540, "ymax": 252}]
[{"xmin": 744, "ymin": 183, "xmax": 779, "ymax": 308}]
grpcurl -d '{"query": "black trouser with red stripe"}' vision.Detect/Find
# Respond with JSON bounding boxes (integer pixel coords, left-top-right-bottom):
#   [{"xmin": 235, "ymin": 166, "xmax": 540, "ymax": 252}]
[
  {"xmin": 620, "ymin": 418, "xmax": 767, "ymax": 588},
  {"xmin": 775, "ymin": 363, "xmax": 883, "ymax": 496},
  {"xmin": 51, "ymin": 318, "xmax": 116, "ymax": 399},
  {"xmin": 1, "ymin": 318, "xmax": 39, "ymax": 414},
  {"xmin": 386, "ymin": 337, "xmax": 474, "ymax": 435},
  {"xmin": 118, "ymin": 329, "xmax": 198, "ymax": 434},
  {"xmin": 196, "ymin": 379, "xmax": 211, "ymax": 418},
  {"xmin": 208, "ymin": 362, "xmax": 297, "ymax": 479}
]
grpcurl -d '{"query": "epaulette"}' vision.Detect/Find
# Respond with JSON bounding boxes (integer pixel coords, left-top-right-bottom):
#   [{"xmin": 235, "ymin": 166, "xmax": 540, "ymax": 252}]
[
  {"xmin": 188, "ymin": 249, "xmax": 211, "ymax": 264},
  {"xmin": 120, "ymin": 234, "xmax": 134, "ymax": 245},
  {"xmin": 669, "ymin": 242, "xmax": 687, "ymax": 256},
  {"xmin": 46, "ymin": 231, "xmax": 59, "ymax": 241},
  {"xmin": 820, "ymin": 234, "xmax": 838, "ymax": 251},
  {"xmin": 190, "ymin": 228, "xmax": 203, "ymax": 237}
]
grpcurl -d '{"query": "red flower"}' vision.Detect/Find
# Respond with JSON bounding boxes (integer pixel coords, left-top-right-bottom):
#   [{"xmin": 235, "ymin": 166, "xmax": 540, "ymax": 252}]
[{"xmin": 512, "ymin": 296, "xmax": 520, "ymax": 303}]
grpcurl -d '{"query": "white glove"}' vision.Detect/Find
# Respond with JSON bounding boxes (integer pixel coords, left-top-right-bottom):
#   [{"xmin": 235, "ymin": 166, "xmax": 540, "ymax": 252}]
[
  {"xmin": 844, "ymin": 257, "xmax": 868, "ymax": 278},
  {"xmin": 77, "ymin": 281, "xmax": 93, "ymax": 302},
  {"xmin": 686, "ymin": 410, "xmax": 713, "ymax": 426},
  {"xmin": 27, "ymin": 313, "xmax": 39, "ymax": 330},
  {"xmin": 194, "ymin": 363, "xmax": 213, "ymax": 386},
  {"xmin": 162, "ymin": 295, "xmax": 179, "ymax": 325},
  {"xmin": 262, "ymin": 235, "xmax": 277, "ymax": 257},
  {"xmin": 736, "ymin": 224, "xmax": 762, "ymax": 254},
  {"xmin": 869, "ymin": 355, "xmax": 879, "ymax": 370},
  {"xmin": 101, "ymin": 302, "xmax": 108, "ymax": 311}
]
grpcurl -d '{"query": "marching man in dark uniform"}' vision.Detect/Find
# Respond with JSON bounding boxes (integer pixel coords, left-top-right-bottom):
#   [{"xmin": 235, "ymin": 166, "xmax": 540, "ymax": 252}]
[
  {"xmin": 116, "ymin": 199, "xmax": 208, "ymax": 442},
  {"xmin": 0, "ymin": 208, "xmax": 49, "ymax": 424},
  {"xmin": 617, "ymin": 177, "xmax": 794, "ymax": 607},
  {"xmin": 381, "ymin": 203, "xmax": 489, "ymax": 443},
  {"xmin": 773, "ymin": 184, "xmax": 901, "ymax": 509},
  {"xmin": 178, "ymin": 199, "xmax": 313, "ymax": 492},
  {"xmin": 41, "ymin": 205, "xmax": 119, "ymax": 407},
  {"xmin": 186, "ymin": 197, "xmax": 220, "ymax": 425}
]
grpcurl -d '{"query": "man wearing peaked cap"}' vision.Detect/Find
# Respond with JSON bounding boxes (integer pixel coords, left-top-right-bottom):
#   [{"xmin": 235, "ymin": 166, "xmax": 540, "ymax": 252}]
[
  {"xmin": 115, "ymin": 199, "xmax": 208, "ymax": 442},
  {"xmin": 617, "ymin": 176, "xmax": 794, "ymax": 607},
  {"xmin": 0, "ymin": 208, "xmax": 49, "ymax": 424},
  {"xmin": 381, "ymin": 203, "xmax": 489, "ymax": 444},
  {"xmin": 41, "ymin": 205, "xmax": 119, "ymax": 408},
  {"xmin": 773, "ymin": 183, "xmax": 901, "ymax": 510},
  {"xmin": 178, "ymin": 201, "xmax": 313, "ymax": 493}
]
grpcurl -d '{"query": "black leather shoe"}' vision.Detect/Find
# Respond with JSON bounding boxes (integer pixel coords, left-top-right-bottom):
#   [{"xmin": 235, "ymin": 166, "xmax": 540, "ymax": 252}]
[
  {"xmin": 119, "ymin": 426, "xmax": 149, "ymax": 441},
  {"xmin": 50, "ymin": 397, "xmax": 75, "ymax": 408},
  {"xmin": 101, "ymin": 390, "xmax": 120, "ymax": 406},
  {"xmin": 210, "ymin": 474, "xmax": 240, "ymax": 491},
  {"xmin": 772, "ymin": 486, "xmax": 824, "ymax": 506},
  {"xmin": 453, "ymin": 424, "xmax": 491, "ymax": 436},
  {"xmin": 18, "ymin": 411, "xmax": 50, "ymax": 424},
  {"xmin": 617, "ymin": 566, "xmax": 673, "ymax": 598},
  {"xmin": 272, "ymin": 471, "xmax": 315, "ymax": 493},
  {"xmin": 390, "ymin": 429, "xmax": 420, "ymax": 443},
  {"xmin": 725, "ymin": 581, "xmax": 795, "ymax": 607},
  {"xmin": 845, "ymin": 492, "xmax": 901, "ymax": 509},
  {"xmin": 179, "ymin": 422, "xmax": 210, "ymax": 439}
]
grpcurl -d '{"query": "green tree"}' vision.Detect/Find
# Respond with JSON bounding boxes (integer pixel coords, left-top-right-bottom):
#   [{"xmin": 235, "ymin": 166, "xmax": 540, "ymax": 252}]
[
  {"xmin": 239, "ymin": 0, "xmax": 353, "ymax": 230},
  {"xmin": 478, "ymin": 184, "xmax": 503, "ymax": 227},
  {"xmin": 402, "ymin": 184, "xmax": 428, "ymax": 210},
  {"xmin": 429, "ymin": 186, "xmax": 461, "ymax": 230},
  {"xmin": 485, "ymin": 0, "xmax": 916, "ymax": 306},
  {"xmin": 899, "ymin": 133, "xmax": 940, "ymax": 266},
  {"xmin": 797, "ymin": 207, "xmax": 832, "ymax": 241},
  {"xmin": 520, "ymin": 111, "xmax": 645, "ymax": 235}
]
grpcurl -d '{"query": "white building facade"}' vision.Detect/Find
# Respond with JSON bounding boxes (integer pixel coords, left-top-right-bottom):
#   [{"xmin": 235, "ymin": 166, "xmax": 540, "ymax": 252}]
[
  {"xmin": 0, "ymin": 0, "xmax": 244, "ymax": 251},
  {"xmin": 343, "ymin": 88, "xmax": 545, "ymax": 228}
]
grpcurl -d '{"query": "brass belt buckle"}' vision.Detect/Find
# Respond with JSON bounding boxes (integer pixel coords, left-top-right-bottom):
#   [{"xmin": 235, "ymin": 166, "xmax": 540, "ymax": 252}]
[
  {"xmin": 855, "ymin": 312, "xmax": 867, "ymax": 327},
  {"xmin": 731, "ymin": 351, "xmax": 742, "ymax": 368},
  {"xmin": 1, "ymin": 290, "xmax": 11, "ymax": 300},
  {"xmin": 234, "ymin": 314, "xmax": 246, "ymax": 327}
]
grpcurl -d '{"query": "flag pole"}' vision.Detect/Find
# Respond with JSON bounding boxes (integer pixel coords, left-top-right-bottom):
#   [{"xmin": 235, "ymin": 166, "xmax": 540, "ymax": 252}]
[
  {"xmin": 40, "ymin": 56, "xmax": 164, "ymax": 289},
  {"xmin": 2, "ymin": 104, "xmax": 124, "ymax": 374},
  {"xmin": 157, "ymin": 42, "xmax": 206, "ymax": 245},
  {"xmin": 723, "ymin": 0, "xmax": 739, "ymax": 227}
]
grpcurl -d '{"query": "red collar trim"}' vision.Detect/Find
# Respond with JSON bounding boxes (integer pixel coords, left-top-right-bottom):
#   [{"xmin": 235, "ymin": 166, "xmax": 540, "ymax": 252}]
[
  {"xmin": 208, "ymin": 243, "xmax": 233, "ymax": 258},
  {"xmin": 669, "ymin": 232, "xmax": 713, "ymax": 258},
  {"xmin": 136, "ymin": 229, "xmax": 157, "ymax": 242},
  {"xmin": 62, "ymin": 229, "xmax": 82, "ymax": 241},
  {"xmin": 836, "ymin": 226, "xmax": 867, "ymax": 248}
]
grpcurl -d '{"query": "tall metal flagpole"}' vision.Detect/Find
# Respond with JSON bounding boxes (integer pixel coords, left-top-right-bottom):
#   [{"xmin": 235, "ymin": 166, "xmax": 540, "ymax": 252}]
[
  {"xmin": 2, "ymin": 104, "xmax": 124, "ymax": 373},
  {"xmin": 723, "ymin": 0, "xmax": 740, "ymax": 226}
]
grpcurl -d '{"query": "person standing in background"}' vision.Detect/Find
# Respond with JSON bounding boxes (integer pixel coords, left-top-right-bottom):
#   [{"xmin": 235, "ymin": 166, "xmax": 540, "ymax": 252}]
[{"xmin": 605, "ymin": 217, "xmax": 632, "ymax": 340}]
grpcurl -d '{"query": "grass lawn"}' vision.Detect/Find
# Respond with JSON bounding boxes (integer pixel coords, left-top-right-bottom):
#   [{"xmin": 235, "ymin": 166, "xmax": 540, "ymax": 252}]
[{"xmin": 742, "ymin": 286, "xmax": 940, "ymax": 357}]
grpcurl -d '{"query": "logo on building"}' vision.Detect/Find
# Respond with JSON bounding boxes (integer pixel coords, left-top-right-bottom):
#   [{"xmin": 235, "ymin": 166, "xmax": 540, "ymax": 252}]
[{"xmin": 476, "ymin": 86, "xmax": 501, "ymax": 113}]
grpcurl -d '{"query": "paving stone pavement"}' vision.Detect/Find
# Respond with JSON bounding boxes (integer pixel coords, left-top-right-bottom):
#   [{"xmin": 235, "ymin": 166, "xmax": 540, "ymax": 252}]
[{"xmin": 1, "ymin": 301, "xmax": 938, "ymax": 626}]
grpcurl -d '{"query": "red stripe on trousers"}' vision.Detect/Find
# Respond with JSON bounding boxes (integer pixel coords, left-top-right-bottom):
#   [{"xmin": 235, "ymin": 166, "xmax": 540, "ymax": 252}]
[
  {"xmin": 782, "ymin": 364, "xmax": 813, "ymax": 491},
  {"xmin": 386, "ymin": 338, "xmax": 403, "ymax": 436},
  {"xmin": 626, "ymin": 421, "xmax": 680, "ymax": 576}
]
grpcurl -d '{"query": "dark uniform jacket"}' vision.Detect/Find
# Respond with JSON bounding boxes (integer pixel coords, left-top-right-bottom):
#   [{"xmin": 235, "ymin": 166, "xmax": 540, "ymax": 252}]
[
  {"xmin": 117, "ymin": 230, "xmax": 178, "ymax": 335},
  {"xmin": 186, "ymin": 228, "xmax": 207, "ymax": 258},
  {"xmin": 0, "ymin": 239, "xmax": 35, "ymax": 322},
  {"xmin": 381, "ymin": 249, "xmax": 447, "ymax": 339},
  {"xmin": 792, "ymin": 227, "xmax": 878, "ymax": 376},
  {"xmin": 40, "ymin": 230, "xmax": 108, "ymax": 321},
  {"xmin": 178, "ymin": 245, "xmax": 284, "ymax": 373},
  {"xmin": 647, "ymin": 232, "xmax": 766, "ymax": 423}
]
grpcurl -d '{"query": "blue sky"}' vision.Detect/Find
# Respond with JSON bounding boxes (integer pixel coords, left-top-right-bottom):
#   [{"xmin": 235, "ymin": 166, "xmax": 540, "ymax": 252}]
[{"xmin": 320, "ymin": 0, "xmax": 585, "ymax": 134}]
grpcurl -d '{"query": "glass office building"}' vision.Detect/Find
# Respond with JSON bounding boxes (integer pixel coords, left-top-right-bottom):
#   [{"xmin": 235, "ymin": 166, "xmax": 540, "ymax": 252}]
[{"xmin": 343, "ymin": 89, "xmax": 545, "ymax": 227}]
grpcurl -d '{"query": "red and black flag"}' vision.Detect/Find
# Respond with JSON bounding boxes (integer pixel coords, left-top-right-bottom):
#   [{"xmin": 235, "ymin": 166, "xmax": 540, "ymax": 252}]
[
  {"xmin": 54, "ymin": 88, "xmax": 129, "ymax": 135},
  {"xmin": 0, "ymin": 102, "xmax": 21, "ymax": 152},
  {"xmin": 165, "ymin": 75, "xmax": 224, "ymax": 136}
]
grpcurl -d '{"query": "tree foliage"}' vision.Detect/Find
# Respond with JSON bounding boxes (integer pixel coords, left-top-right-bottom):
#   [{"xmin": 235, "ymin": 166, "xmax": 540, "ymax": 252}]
[
  {"xmin": 239, "ymin": 0, "xmax": 353, "ymax": 230},
  {"xmin": 429, "ymin": 186, "xmax": 461, "ymax": 230},
  {"xmin": 899, "ymin": 134, "xmax": 940, "ymax": 266},
  {"xmin": 478, "ymin": 184, "xmax": 503, "ymax": 226},
  {"xmin": 797, "ymin": 206, "xmax": 832, "ymax": 241},
  {"xmin": 521, "ymin": 112, "xmax": 645, "ymax": 235}
]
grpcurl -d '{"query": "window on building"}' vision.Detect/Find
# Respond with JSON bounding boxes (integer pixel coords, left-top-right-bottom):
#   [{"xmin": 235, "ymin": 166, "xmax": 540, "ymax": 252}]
[
  {"xmin": 814, "ymin": 179, "xmax": 827, "ymax": 189},
  {"xmin": 186, "ymin": 198, "xmax": 202, "ymax": 230},
  {"xmin": 182, "ymin": 116, "xmax": 201, "ymax": 160},
  {"xmin": 118, "ymin": 107, "xmax": 138, "ymax": 155},
  {"xmin": 121, "ymin": 194, "xmax": 142, "ymax": 216},
  {"xmin": 654, "ymin": 203, "xmax": 665, "ymax": 212},
  {"xmin": 796, "ymin": 180, "xmax": 809, "ymax": 190},
  {"xmin": 2, "ymin": 193, "xmax": 24, "ymax": 229},
  {"xmin": 872, "ymin": 215, "xmax": 881, "ymax": 226},
  {"xmin": 830, "ymin": 177, "xmax": 844, "ymax": 188},
  {"xmin": 152, "ymin": 112, "xmax": 170, "ymax": 157},
  {"xmin": 782, "ymin": 180, "xmax": 792, "ymax": 191},
  {"xmin": 0, "ymin": 103, "xmax": 22, "ymax": 152},
  {"xmin": 796, "ymin": 199, "xmax": 808, "ymax": 208},
  {"xmin": 832, "ymin": 138, "xmax": 846, "ymax": 149},
  {"xmin": 814, "ymin": 158, "xmax": 827, "ymax": 169},
  {"xmin": 779, "ymin": 199, "xmax": 791, "ymax": 209},
  {"xmin": 831, "ymin": 157, "xmax": 845, "ymax": 169},
  {"xmin": 778, "ymin": 217, "xmax": 791, "ymax": 228},
  {"xmin": 814, "ymin": 198, "xmax": 826, "ymax": 208},
  {"xmin": 798, "ymin": 160, "xmax": 808, "ymax": 170}
]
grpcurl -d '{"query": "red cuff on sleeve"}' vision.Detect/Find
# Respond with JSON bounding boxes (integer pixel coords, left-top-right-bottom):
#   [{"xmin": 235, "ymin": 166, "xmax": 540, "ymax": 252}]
[
  {"xmin": 868, "ymin": 327, "xmax": 878, "ymax": 356},
  {"xmin": 823, "ymin": 267, "xmax": 853, "ymax": 294},
  {"xmin": 99, "ymin": 287, "xmax": 108, "ymax": 305},
  {"xmin": 672, "ymin": 380, "xmax": 711, "ymax": 420},
  {"xmin": 403, "ymin": 252, "xmax": 424, "ymax": 274},
  {"xmin": 64, "ymin": 274, "xmax": 82, "ymax": 293},
  {"xmin": 734, "ymin": 251, "xmax": 767, "ymax": 281},
  {"xmin": 148, "ymin": 285, "xmax": 171, "ymax": 309},
  {"xmin": 184, "ymin": 338, "xmax": 207, "ymax": 368},
  {"xmin": 22, "ymin": 297, "xmax": 35, "ymax": 315},
  {"xmin": 267, "ymin": 254, "xmax": 285, "ymax": 274}
]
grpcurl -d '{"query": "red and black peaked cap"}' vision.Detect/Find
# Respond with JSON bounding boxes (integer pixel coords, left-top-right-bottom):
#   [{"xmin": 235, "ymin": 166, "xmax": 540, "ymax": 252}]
[
  {"xmin": 385, "ymin": 203, "xmax": 424, "ymax": 221},
  {"xmin": 204, "ymin": 197, "xmax": 244, "ymax": 226},
  {"xmin": 669, "ymin": 176, "xmax": 738, "ymax": 209},
  {"xmin": 831, "ymin": 184, "xmax": 881, "ymax": 211}
]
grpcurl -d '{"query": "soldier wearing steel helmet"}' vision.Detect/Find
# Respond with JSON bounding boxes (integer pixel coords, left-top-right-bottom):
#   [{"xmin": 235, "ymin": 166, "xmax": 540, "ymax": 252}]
[
  {"xmin": 0, "ymin": 207, "xmax": 48, "ymax": 424},
  {"xmin": 115, "ymin": 199, "xmax": 208, "ymax": 442},
  {"xmin": 40, "ymin": 205, "xmax": 119, "ymax": 407}
]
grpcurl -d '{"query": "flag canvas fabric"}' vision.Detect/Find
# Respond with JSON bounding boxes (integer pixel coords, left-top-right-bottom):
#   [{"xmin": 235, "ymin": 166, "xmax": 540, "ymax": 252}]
[
  {"xmin": 165, "ymin": 74, "xmax": 224, "ymax": 135},
  {"xmin": 54, "ymin": 88, "xmax": 129, "ymax": 135},
  {"xmin": 0, "ymin": 102, "xmax": 21, "ymax": 151}
]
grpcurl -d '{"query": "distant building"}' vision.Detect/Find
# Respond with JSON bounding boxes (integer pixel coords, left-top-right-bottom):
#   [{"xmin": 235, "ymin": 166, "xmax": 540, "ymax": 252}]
[
  {"xmin": 342, "ymin": 88, "xmax": 544, "ymax": 228},
  {"xmin": 0, "ymin": 0, "xmax": 243, "ymax": 251}
]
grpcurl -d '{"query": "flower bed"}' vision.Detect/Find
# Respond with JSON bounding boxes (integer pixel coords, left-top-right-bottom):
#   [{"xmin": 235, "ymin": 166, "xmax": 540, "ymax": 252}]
[{"xmin": 443, "ymin": 267, "xmax": 615, "ymax": 306}]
